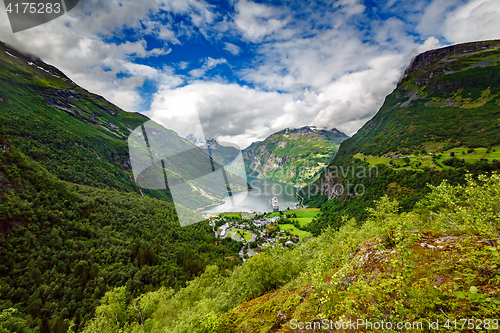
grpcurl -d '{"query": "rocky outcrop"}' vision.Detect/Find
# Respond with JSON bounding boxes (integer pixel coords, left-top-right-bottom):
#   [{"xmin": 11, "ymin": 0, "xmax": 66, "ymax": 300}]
[
  {"xmin": 399, "ymin": 39, "xmax": 500, "ymax": 87},
  {"xmin": 0, "ymin": 130, "xmax": 10, "ymax": 153}
]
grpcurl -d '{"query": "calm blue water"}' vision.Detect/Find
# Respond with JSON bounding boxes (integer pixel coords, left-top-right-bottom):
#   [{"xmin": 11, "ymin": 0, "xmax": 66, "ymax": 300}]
[{"xmin": 203, "ymin": 177, "xmax": 299, "ymax": 213}]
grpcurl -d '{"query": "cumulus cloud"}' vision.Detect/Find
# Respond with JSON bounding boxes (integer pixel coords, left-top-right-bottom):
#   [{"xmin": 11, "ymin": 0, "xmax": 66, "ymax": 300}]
[
  {"xmin": 443, "ymin": 0, "xmax": 500, "ymax": 43},
  {"xmin": 233, "ymin": 0, "xmax": 289, "ymax": 42},
  {"xmin": 417, "ymin": 0, "xmax": 500, "ymax": 43},
  {"xmin": 0, "ymin": 0, "xmax": 213, "ymax": 110},
  {"xmin": 144, "ymin": 82, "xmax": 290, "ymax": 148},
  {"xmin": 1, "ymin": 0, "xmax": 500, "ymax": 147},
  {"xmin": 145, "ymin": 52, "xmax": 403, "ymax": 148}
]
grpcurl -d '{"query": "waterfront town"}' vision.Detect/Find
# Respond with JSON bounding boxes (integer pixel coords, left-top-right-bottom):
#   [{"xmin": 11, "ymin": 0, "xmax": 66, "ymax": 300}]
[{"xmin": 206, "ymin": 208, "xmax": 319, "ymax": 262}]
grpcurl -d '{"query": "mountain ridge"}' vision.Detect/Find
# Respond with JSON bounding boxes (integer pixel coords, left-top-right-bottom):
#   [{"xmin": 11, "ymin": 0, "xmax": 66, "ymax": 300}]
[
  {"xmin": 0, "ymin": 40, "xmax": 248, "ymax": 210},
  {"xmin": 242, "ymin": 126, "xmax": 349, "ymax": 186},
  {"xmin": 300, "ymin": 39, "xmax": 500, "ymax": 233}
]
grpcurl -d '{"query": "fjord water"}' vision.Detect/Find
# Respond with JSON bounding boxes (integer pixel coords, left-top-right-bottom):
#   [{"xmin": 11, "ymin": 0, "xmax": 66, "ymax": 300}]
[{"xmin": 203, "ymin": 177, "xmax": 299, "ymax": 213}]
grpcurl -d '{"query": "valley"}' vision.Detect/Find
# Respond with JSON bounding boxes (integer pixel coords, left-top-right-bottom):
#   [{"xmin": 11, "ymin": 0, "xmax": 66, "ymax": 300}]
[{"xmin": 1, "ymin": 34, "xmax": 500, "ymax": 333}]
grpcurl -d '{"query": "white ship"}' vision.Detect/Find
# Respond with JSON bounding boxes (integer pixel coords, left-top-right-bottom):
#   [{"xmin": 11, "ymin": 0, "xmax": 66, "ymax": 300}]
[{"xmin": 272, "ymin": 197, "xmax": 279, "ymax": 212}]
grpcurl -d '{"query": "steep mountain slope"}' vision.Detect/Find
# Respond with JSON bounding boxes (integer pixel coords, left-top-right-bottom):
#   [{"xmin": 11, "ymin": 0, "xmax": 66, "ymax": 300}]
[
  {"xmin": 243, "ymin": 126, "xmax": 349, "ymax": 185},
  {"xmin": 0, "ymin": 130, "xmax": 241, "ymax": 332},
  {"xmin": 336, "ymin": 39, "xmax": 500, "ymax": 160},
  {"xmin": 200, "ymin": 139, "xmax": 241, "ymax": 166},
  {"xmin": 79, "ymin": 173, "xmax": 500, "ymax": 332},
  {"xmin": 0, "ymin": 41, "xmax": 149, "ymax": 193},
  {"xmin": 0, "ymin": 41, "xmax": 245, "ymax": 210},
  {"xmin": 300, "ymin": 40, "xmax": 500, "ymax": 233},
  {"xmin": 0, "ymin": 42, "xmax": 247, "ymax": 331}
]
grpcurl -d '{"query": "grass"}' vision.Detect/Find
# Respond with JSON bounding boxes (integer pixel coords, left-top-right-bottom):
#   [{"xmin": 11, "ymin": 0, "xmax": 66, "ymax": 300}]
[
  {"xmin": 293, "ymin": 218, "xmax": 313, "ymax": 227},
  {"xmin": 278, "ymin": 224, "xmax": 312, "ymax": 238},
  {"xmin": 292, "ymin": 208, "xmax": 320, "ymax": 218},
  {"xmin": 220, "ymin": 213, "xmax": 241, "ymax": 219},
  {"xmin": 268, "ymin": 208, "xmax": 320, "ymax": 219},
  {"xmin": 229, "ymin": 228, "xmax": 252, "ymax": 241},
  {"xmin": 354, "ymin": 145, "xmax": 500, "ymax": 171}
]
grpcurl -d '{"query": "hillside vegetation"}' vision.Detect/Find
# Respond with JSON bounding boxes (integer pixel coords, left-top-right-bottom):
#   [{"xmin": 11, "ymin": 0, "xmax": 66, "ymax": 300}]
[
  {"xmin": 79, "ymin": 173, "xmax": 500, "ymax": 332},
  {"xmin": 243, "ymin": 127, "xmax": 348, "ymax": 186},
  {"xmin": 300, "ymin": 40, "xmax": 500, "ymax": 233},
  {"xmin": 0, "ymin": 130, "xmax": 241, "ymax": 333},
  {"xmin": 337, "ymin": 39, "xmax": 500, "ymax": 159},
  {"xmin": 0, "ymin": 42, "xmax": 245, "ymax": 210}
]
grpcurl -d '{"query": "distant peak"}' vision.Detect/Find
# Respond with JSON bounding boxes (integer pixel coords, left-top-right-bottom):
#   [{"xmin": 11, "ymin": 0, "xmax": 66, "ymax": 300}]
[
  {"xmin": 274, "ymin": 126, "xmax": 347, "ymax": 137},
  {"xmin": 185, "ymin": 134, "xmax": 206, "ymax": 147}
]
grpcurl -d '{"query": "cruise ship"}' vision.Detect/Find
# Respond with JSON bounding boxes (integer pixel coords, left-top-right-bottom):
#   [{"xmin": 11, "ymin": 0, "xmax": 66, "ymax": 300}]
[{"xmin": 272, "ymin": 197, "xmax": 279, "ymax": 212}]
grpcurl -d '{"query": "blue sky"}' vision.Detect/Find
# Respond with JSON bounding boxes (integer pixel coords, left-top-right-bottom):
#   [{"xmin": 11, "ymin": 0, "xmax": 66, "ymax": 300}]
[{"xmin": 1, "ymin": 0, "xmax": 500, "ymax": 147}]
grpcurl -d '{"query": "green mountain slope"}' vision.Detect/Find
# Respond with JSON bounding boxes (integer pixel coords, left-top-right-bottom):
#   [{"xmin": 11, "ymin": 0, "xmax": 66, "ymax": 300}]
[
  {"xmin": 0, "ymin": 41, "xmax": 245, "ymax": 210},
  {"xmin": 0, "ymin": 42, "xmax": 248, "ymax": 332},
  {"xmin": 0, "ymin": 130, "xmax": 240, "ymax": 332},
  {"xmin": 79, "ymin": 172, "xmax": 500, "ymax": 332},
  {"xmin": 336, "ymin": 39, "xmax": 500, "ymax": 160},
  {"xmin": 0, "ymin": 41, "xmax": 152, "ymax": 195},
  {"xmin": 243, "ymin": 126, "xmax": 349, "ymax": 186},
  {"xmin": 300, "ymin": 40, "xmax": 500, "ymax": 234},
  {"xmin": 201, "ymin": 139, "xmax": 240, "ymax": 166}
]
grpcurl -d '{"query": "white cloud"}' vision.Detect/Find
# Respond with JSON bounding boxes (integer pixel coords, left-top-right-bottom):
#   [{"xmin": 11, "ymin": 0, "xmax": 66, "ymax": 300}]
[
  {"xmin": 443, "ymin": 0, "xmax": 500, "ymax": 43},
  {"xmin": 0, "ymin": 0, "xmax": 213, "ymax": 110},
  {"xmin": 417, "ymin": 0, "xmax": 500, "ymax": 44},
  {"xmin": 233, "ymin": 0, "xmax": 289, "ymax": 42},
  {"xmin": 224, "ymin": 42, "xmax": 240, "ymax": 55},
  {"xmin": 177, "ymin": 61, "xmax": 190, "ymax": 70},
  {"xmin": 189, "ymin": 57, "xmax": 228, "ymax": 77},
  {"xmin": 1, "ymin": 0, "xmax": 500, "ymax": 147},
  {"xmin": 146, "ymin": 52, "xmax": 404, "ymax": 148},
  {"xmin": 145, "ymin": 82, "xmax": 291, "ymax": 148}
]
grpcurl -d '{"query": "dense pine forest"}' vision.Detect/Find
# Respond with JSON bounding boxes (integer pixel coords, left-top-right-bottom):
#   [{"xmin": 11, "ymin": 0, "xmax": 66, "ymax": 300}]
[{"xmin": 0, "ymin": 129, "xmax": 240, "ymax": 332}]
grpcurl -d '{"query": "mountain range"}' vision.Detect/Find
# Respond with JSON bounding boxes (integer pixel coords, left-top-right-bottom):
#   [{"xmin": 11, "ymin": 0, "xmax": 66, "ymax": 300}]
[
  {"xmin": 186, "ymin": 126, "xmax": 349, "ymax": 187},
  {"xmin": 2, "ymin": 38, "xmax": 500, "ymax": 332},
  {"xmin": 0, "ymin": 41, "xmax": 244, "ymax": 332},
  {"xmin": 0, "ymin": 41, "xmax": 248, "ymax": 212}
]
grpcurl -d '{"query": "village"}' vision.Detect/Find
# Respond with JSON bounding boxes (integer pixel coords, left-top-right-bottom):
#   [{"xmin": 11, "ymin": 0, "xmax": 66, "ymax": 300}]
[{"xmin": 207, "ymin": 208, "xmax": 319, "ymax": 262}]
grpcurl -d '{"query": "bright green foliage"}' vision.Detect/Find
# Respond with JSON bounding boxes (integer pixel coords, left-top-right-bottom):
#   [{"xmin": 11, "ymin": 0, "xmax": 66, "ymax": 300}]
[
  {"xmin": 419, "ymin": 173, "xmax": 500, "ymax": 236},
  {"xmin": 218, "ymin": 174, "xmax": 500, "ymax": 332},
  {"xmin": 0, "ymin": 308, "xmax": 33, "ymax": 333},
  {"xmin": 81, "ymin": 172, "xmax": 500, "ymax": 332},
  {"xmin": 82, "ymin": 235, "xmax": 329, "ymax": 332},
  {"xmin": 302, "ymin": 40, "xmax": 500, "ymax": 233}
]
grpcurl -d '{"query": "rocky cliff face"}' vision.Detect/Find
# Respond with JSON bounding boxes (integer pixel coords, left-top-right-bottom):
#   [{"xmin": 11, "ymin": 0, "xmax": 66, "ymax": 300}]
[
  {"xmin": 330, "ymin": 39, "xmax": 500, "ymax": 163},
  {"xmin": 400, "ymin": 39, "xmax": 500, "ymax": 87}
]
